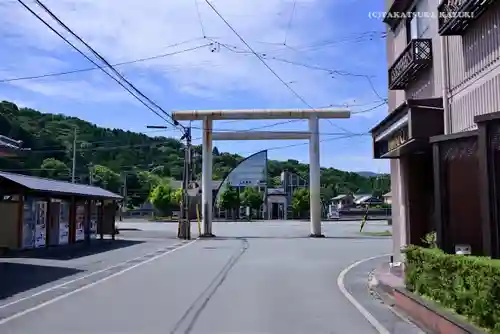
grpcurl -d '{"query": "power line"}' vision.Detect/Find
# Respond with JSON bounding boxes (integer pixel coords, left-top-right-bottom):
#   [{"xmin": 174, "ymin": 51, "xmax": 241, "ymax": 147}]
[
  {"xmin": 16, "ymin": 0, "xmax": 177, "ymax": 127},
  {"xmin": 20, "ymin": 0, "xmax": 184, "ymax": 130},
  {"xmin": 280, "ymin": 31, "xmax": 386, "ymax": 53},
  {"xmin": 0, "ymin": 42, "xmax": 211, "ymax": 83},
  {"xmin": 194, "ymin": 0, "xmax": 206, "ymax": 38},
  {"xmin": 24, "ymin": 130, "xmax": 368, "ymax": 155},
  {"xmin": 235, "ymin": 132, "xmax": 368, "ymax": 155},
  {"xmin": 32, "ymin": 0, "xmax": 181, "ymax": 128},
  {"xmin": 351, "ymin": 102, "xmax": 387, "ymax": 114},
  {"xmin": 218, "ymin": 42, "xmax": 387, "ymax": 104},
  {"xmin": 204, "ymin": 1, "xmax": 352, "ymax": 135},
  {"xmin": 284, "ymin": 0, "xmax": 297, "ymax": 45}
]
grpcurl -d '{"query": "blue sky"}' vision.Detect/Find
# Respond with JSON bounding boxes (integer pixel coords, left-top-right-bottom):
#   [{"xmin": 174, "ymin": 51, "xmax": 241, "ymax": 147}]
[{"xmin": 0, "ymin": 0, "xmax": 389, "ymax": 173}]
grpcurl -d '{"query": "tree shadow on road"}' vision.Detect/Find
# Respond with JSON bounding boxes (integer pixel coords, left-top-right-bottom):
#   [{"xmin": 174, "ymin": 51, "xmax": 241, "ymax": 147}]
[{"xmin": 0, "ymin": 262, "xmax": 83, "ymax": 300}]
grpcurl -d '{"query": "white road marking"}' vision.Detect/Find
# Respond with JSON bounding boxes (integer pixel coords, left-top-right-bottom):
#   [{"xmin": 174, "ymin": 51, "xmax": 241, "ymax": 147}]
[
  {"xmin": 0, "ymin": 239, "xmax": 197, "ymax": 325},
  {"xmin": 337, "ymin": 254, "xmax": 392, "ymax": 334},
  {"xmin": 0, "ymin": 241, "xmax": 186, "ymax": 310}
]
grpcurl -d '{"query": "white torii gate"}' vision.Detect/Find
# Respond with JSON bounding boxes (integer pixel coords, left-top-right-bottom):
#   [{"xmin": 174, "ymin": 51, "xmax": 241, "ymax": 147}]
[{"xmin": 172, "ymin": 109, "xmax": 351, "ymax": 238}]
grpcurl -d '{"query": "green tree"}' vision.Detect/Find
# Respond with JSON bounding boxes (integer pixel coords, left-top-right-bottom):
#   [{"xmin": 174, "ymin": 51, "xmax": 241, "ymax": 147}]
[
  {"xmin": 40, "ymin": 158, "xmax": 70, "ymax": 180},
  {"xmin": 149, "ymin": 182, "xmax": 175, "ymax": 215},
  {"xmin": 219, "ymin": 186, "xmax": 240, "ymax": 219},
  {"xmin": 0, "ymin": 100, "xmax": 390, "ymax": 205},
  {"xmin": 372, "ymin": 189, "xmax": 383, "ymax": 199},
  {"xmin": 91, "ymin": 165, "xmax": 121, "ymax": 193},
  {"xmin": 292, "ymin": 188, "xmax": 310, "ymax": 218},
  {"xmin": 173, "ymin": 188, "xmax": 183, "ymax": 207},
  {"xmin": 240, "ymin": 187, "xmax": 263, "ymax": 219}
]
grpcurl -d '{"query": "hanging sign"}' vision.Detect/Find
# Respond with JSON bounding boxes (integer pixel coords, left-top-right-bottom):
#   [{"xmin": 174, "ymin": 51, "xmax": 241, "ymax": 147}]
[{"xmin": 388, "ymin": 127, "xmax": 409, "ymax": 151}]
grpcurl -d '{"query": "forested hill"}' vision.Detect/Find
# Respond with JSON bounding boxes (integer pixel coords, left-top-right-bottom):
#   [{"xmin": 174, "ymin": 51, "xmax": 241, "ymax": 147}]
[{"xmin": 0, "ymin": 101, "xmax": 390, "ymax": 205}]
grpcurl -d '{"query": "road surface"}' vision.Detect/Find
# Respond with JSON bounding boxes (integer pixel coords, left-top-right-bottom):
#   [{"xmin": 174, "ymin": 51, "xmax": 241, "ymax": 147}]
[{"xmin": 0, "ymin": 220, "xmax": 422, "ymax": 334}]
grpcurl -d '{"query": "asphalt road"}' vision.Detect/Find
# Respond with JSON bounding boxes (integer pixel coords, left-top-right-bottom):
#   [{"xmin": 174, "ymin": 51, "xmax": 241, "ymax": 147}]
[{"xmin": 0, "ymin": 220, "xmax": 422, "ymax": 334}]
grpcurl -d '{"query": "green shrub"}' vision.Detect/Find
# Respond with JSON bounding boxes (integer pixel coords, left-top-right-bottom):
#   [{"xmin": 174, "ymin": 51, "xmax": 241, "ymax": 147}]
[{"xmin": 404, "ymin": 246, "xmax": 500, "ymax": 333}]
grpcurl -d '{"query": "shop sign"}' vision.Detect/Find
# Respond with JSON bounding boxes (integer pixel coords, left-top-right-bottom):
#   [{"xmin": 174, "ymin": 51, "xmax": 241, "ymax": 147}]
[{"xmin": 388, "ymin": 127, "xmax": 409, "ymax": 151}]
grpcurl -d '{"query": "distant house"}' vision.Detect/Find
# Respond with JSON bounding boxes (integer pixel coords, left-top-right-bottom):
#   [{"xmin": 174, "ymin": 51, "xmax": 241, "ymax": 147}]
[
  {"xmin": 383, "ymin": 191, "xmax": 392, "ymax": 205},
  {"xmin": 266, "ymin": 188, "xmax": 287, "ymax": 220},
  {"xmin": 354, "ymin": 194, "xmax": 383, "ymax": 206},
  {"xmin": 0, "ymin": 135, "xmax": 25, "ymax": 157},
  {"xmin": 331, "ymin": 194, "xmax": 354, "ymax": 209}
]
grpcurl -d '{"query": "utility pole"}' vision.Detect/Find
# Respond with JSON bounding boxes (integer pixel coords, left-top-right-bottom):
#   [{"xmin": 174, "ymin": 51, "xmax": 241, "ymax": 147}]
[
  {"xmin": 146, "ymin": 125, "xmax": 192, "ymax": 240},
  {"xmin": 180, "ymin": 126, "xmax": 192, "ymax": 240},
  {"xmin": 121, "ymin": 173, "xmax": 128, "ymax": 222},
  {"xmin": 72, "ymin": 127, "xmax": 77, "ymax": 183}
]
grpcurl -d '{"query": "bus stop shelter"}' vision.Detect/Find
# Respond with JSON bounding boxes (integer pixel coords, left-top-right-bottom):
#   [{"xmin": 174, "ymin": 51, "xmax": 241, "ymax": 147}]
[{"xmin": 0, "ymin": 171, "xmax": 122, "ymax": 251}]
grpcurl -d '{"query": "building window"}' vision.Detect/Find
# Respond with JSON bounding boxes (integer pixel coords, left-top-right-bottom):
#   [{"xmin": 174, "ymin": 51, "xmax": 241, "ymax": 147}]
[{"xmin": 405, "ymin": 0, "xmax": 431, "ymax": 44}]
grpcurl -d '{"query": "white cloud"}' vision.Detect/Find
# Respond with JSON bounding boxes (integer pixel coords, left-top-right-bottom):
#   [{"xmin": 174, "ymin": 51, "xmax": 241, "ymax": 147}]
[{"xmin": 0, "ymin": 0, "xmax": 361, "ymax": 105}]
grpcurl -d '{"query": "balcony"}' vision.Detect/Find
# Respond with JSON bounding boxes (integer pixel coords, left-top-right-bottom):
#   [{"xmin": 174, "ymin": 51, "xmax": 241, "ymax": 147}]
[
  {"xmin": 438, "ymin": 0, "xmax": 495, "ymax": 36},
  {"xmin": 389, "ymin": 39, "xmax": 432, "ymax": 90}
]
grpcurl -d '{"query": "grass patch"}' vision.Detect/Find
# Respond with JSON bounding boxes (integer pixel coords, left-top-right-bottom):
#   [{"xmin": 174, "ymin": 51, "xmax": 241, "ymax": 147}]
[{"xmin": 360, "ymin": 230, "xmax": 392, "ymax": 237}]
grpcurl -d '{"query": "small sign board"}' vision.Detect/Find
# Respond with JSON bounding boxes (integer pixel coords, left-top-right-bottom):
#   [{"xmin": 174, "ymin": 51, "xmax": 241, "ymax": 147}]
[{"xmin": 455, "ymin": 244, "xmax": 471, "ymax": 255}]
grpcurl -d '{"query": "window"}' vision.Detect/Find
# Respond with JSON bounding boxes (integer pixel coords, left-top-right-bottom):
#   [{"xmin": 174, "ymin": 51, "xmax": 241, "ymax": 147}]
[{"xmin": 405, "ymin": 0, "xmax": 431, "ymax": 43}]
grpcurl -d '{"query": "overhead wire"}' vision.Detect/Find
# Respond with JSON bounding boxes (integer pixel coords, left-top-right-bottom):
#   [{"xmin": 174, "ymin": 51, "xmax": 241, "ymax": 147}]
[
  {"xmin": 12, "ymin": 1, "xmax": 385, "ymax": 141},
  {"xmin": 234, "ymin": 132, "xmax": 368, "ymax": 155},
  {"xmin": 283, "ymin": 0, "xmax": 297, "ymax": 45},
  {"xmin": 0, "ymin": 42, "xmax": 212, "ymax": 83},
  {"xmin": 194, "ymin": 0, "xmax": 207, "ymax": 38},
  {"xmin": 203, "ymin": 0, "xmax": 353, "ymax": 135},
  {"xmin": 21, "ymin": 0, "xmax": 184, "ymax": 130},
  {"xmin": 24, "ymin": 128, "xmax": 369, "ymax": 155},
  {"xmin": 218, "ymin": 42, "xmax": 387, "ymax": 105},
  {"xmin": 15, "ymin": 0, "xmax": 177, "ymax": 127}
]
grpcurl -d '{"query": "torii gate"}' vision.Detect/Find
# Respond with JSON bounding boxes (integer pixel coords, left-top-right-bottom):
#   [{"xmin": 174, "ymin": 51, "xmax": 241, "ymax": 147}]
[{"xmin": 172, "ymin": 109, "xmax": 351, "ymax": 238}]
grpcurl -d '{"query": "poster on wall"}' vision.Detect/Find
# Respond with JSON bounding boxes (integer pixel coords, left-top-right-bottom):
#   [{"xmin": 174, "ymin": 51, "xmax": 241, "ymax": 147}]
[
  {"xmin": 90, "ymin": 201, "xmax": 98, "ymax": 239},
  {"xmin": 75, "ymin": 204, "xmax": 86, "ymax": 241},
  {"xmin": 22, "ymin": 197, "xmax": 36, "ymax": 249},
  {"xmin": 34, "ymin": 201, "xmax": 47, "ymax": 248},
  {"xmin": 58, "ymin": 201, "xmax": 70, "ymax": 244}
]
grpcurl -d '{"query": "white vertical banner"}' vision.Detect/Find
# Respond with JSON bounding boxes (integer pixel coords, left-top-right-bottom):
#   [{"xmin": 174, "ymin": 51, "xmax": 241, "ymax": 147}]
[
  {"xmin": 90, "ymin": 201, "xmax": 98, "ymax": 239},
  {"xmin": 22, "ymin": 197, "xmax": 36, "ymax": 249},
  {"xmin": 58, "ymin": 201, "xmax": 70, "ymax": 244},
  {"xmin": 75, "ymin": 203, "xmax": 86, "ymax": 241},
  {"xmin": 34, "ymin": 201, "xmax": 47, "ymax": 248}
]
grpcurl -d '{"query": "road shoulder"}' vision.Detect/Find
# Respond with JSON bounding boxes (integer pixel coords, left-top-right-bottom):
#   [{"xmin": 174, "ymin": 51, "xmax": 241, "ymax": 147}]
[{"xmin": 339, "ymin": 256, "xmax": 425, "ymax": 334}]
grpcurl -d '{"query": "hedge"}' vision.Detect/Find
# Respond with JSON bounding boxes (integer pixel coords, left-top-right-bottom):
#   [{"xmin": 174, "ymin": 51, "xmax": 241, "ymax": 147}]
[{"xmin": 404, "ymin": 246, "xmax": 500, "ymax": 333}]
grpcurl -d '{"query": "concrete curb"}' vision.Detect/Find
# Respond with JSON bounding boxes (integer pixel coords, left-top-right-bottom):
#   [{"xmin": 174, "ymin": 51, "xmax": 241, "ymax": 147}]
[{"xmin": 393, "ymin": 288, "xmax": 487, "ymax": 334}]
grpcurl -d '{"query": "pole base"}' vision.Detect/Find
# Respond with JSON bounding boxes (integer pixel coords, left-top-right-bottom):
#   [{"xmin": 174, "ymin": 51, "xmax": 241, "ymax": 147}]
[
  {"xmin": 199, "ymin": 233, "xmax": 216, "ymax": 238},
  {"xmin": 309, "ymin": 233, "xmax": 325, "ymax": 238}
]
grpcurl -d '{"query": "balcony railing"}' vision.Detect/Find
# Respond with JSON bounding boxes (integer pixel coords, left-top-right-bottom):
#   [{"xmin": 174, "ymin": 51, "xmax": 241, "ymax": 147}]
[
  {"xmin": 438, "ymin": 0, "xmax": 495, "ymax": 36},
  {"xmin": 389, "ymin": 39, "xmax": 432, "ymax": 90}
]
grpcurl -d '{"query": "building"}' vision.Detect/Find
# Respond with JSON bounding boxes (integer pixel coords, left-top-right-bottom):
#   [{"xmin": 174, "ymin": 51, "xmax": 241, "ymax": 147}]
[
  {"xmin": 372, "ymin": 0, "xmax": 499, "ymax": 260},
  {"xmin": 266, "ymin": 188, "xmax": 287, "ymax": 219},
  {"xmin": 280, "ymin": 170, "xmax": 308, "ymax": 218},
  {"xmin": 354, "ymin": 195, "xmax": 383, "ymax": 206},
  {"xmin": 0, "ymin": 135, "xmax": 26, "ymax": 157},
  {"xmin": 0, "ymin": 171, "xmax": 121, "ymax": 251},
  {"xmin": 383, "ymin": 192, "xmax": 392, "ymax": 205},
  {"xmin": 331, "ymin": 194, "xmax": 355, "ymax": 209}
]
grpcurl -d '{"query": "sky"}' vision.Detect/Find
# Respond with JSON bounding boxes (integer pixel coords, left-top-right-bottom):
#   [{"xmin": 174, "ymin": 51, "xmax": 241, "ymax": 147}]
[{"xmin": 0, "ymin": 0, "xmax": 389, "ymax": 173}]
